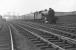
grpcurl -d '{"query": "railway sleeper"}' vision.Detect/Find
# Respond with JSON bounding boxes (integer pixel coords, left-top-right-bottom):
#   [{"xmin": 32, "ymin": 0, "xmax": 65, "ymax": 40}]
[
  {"xmin": 48, "ymin": 40, "xmax": 61, "ymax": 42},
  {"xmin": 42, "ymin": 36, "xmax": 54, "ymax": 38},
  {"xmin": 47, "ymin": 38, "xmax": 59, "ymax": 40},
  {"xmin": 40, "ymin": 44, "xmax": 53, "ymax": 50},
  {"xmin": 25, "ymin": 34, "xmax": 37, "ymax": 38},
  {"xmin": 39, "ymin": 34, "xmax": 56, "ymax": 37},
  {"xmin": 33, "ymin": 41, "xmax": 46, "ymax": 44},
  {"xmin": 36, "ymin": 43, "xmax": 48, "ymax": 47},
  {"xmin": 45, "ymin": 38, "xmax": 57, "ymax": 40},
  {"xmin": 41, "ymin": 35, "xmax": 54, "ymax": 38},
  {"xmin": 55, "ymin": 43, "xmax": 73, "ymax": 49}
]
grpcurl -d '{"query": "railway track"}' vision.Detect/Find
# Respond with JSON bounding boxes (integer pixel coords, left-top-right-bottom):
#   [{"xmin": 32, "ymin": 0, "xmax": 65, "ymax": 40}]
[
  {"xmin": 0, "ymin": 22, "xmax": 14, "ymax": 50},
  {"xmin": 10, "ymin": 21, "xmax": 76, "ymax": 50},
  {"xmin": 15, "ymin": 22, "xmax": 76, "ymax": 41},
  {"xmin": 25, "ymin": 22, "xmax": 76, "ymax": 33},
  {"xmin": 13, "ymin": 20, "xmax": 76, "ymax": 33},
  {"xmin": 24, "ymin": 22, "xmax": 76, "ymax": 38},
  {"xmin": 22, "ymin": 22, "xmax": 76, "ymax": 36}
]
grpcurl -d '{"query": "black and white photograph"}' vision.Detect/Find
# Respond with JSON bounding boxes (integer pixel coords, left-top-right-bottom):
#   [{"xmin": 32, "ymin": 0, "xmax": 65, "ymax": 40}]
[{"xmin": 0, "ymin": 0, "xmax": 75, "ymax": 50}]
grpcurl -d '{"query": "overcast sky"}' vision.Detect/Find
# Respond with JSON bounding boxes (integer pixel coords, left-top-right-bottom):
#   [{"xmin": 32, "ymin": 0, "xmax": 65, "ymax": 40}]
[{"xmin": 0, "ymin": 0, "xmax": 75, "ymax": 15}]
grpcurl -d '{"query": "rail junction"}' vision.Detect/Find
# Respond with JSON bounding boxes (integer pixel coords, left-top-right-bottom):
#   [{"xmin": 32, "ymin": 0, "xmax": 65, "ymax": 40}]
[{"xmin": 0, "ymin": 20, "xmax": 76, "ymax": 50}]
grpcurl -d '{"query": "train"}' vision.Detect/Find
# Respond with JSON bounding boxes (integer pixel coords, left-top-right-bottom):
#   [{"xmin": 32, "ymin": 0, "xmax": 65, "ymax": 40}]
[
  {"xmin": 21, "ymin": 10, "xmax": 76, "ymax": 24},
  {"xmin": 22, "ymin": 10, "xmax": 57, "ymax": 24}
]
